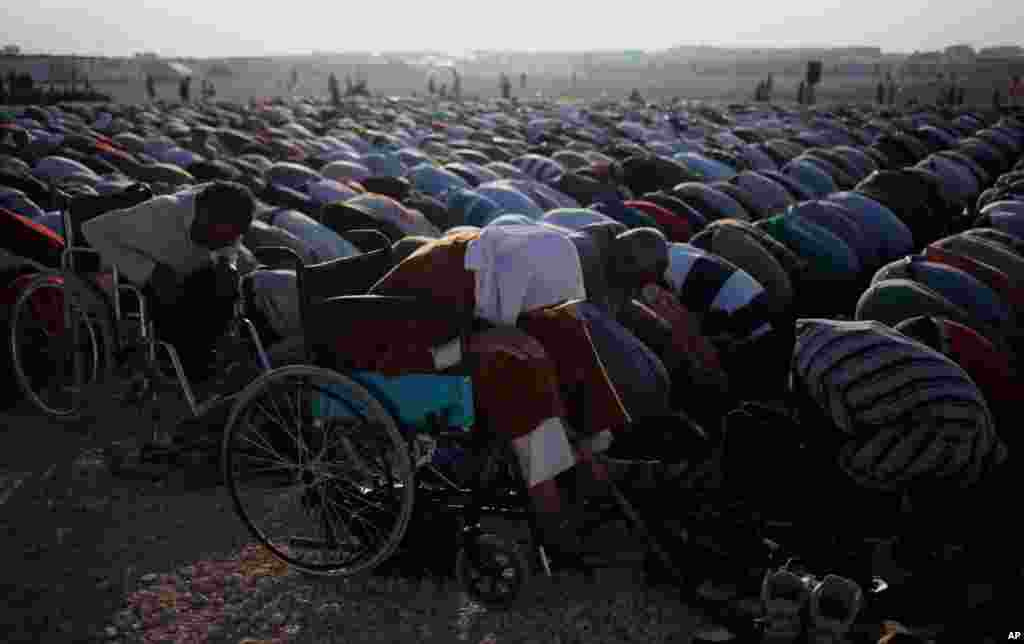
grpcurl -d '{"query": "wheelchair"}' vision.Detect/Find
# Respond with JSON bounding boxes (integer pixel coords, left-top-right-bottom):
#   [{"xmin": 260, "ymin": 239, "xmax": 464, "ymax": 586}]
[
  {"xmin": 220, "ymin": 240, "xmax": 694, "ymax": 607},
  {"xmin": 6, "ymin": 187, "xmax": 275, "ymax": 455}
]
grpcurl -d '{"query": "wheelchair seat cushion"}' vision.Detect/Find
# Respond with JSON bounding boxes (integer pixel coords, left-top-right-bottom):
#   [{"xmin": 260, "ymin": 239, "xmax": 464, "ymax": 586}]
[{"xmin": 344, "ymin": 372, "xmax": 475, "ymax": 432}]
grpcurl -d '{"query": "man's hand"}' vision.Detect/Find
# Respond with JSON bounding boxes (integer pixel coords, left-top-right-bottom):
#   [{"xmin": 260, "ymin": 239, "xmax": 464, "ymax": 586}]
[{"xmin": 212, "ymin": 257, "xmax": 240, "ymax": 301}]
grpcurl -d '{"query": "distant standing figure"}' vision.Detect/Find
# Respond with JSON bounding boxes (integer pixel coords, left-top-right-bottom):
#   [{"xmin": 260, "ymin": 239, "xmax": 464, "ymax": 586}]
[
  {"xmin": 179, "ymin": 76, "xmax": 191, "ymax": 104},
  {"xmin": 146, "ymin": 74, "xmax": 156, "ymax": 102},
  {"xmin": 993, "ymin": 87, "xmax": 1003, "ymax": 110},
  {"xmin": 439, "ymin": 83, "xmax": 448, "ymax": 99},
  {"xmin": 797, "ymin": 80, "xmax": 806, "ymax": 105},
  {"xmin": 500, "ymin": 73, "xmax": 511, "ymax": 100},
  {"xmin": 328, "ymin": 72, "xmax": 341, "ymax": 106},
  {"xmin": 886, "ymin": 75, "xmax": 897, "ymax": 106},
  {"xmin": 520, "ymin": 72, "xmax": 527, "ymax": 89},
  {"xmin": 876, "ymin": 81, "xmax": 885, "ymax": 105},
  {"xmin": 956, "ymin": 85, "xmax": 966, "ymax": 106}
]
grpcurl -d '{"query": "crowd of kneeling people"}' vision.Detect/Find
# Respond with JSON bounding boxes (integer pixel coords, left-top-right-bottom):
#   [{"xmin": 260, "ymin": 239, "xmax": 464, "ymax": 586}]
[{"xmin": 1, "ymin": 98, "xmax": 1023, "ymax": 641}]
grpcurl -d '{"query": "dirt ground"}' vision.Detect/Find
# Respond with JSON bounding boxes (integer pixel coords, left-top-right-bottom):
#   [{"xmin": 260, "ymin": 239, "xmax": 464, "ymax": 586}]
[
  {"xmin": 0, "ymin": 395, "xmax": 708, "ymax": 644},
  {"xmin": 89, "ymin": 71, "xmax": 1018, "ymax": 108},
  {"xmin": 0, "ymin": 398, "xmax": 239, "ymax": 642}
]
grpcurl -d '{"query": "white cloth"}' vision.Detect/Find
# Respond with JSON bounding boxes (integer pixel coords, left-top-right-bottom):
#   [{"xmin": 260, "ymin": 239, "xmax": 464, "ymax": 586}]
[
  {"xmin": 511, "ymin": 416, "xmax": 577, "ymax": 488},
  {"xmin": 463, "ymin": 223, "xmax": 586, "ymax": 326}
]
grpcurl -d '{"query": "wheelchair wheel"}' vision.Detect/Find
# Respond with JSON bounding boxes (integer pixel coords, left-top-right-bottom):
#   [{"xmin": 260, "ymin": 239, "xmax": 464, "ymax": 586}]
[
  {"xmin": 455, "ymin": 533, "xmax": 530, "ymax": 607},
  {"xmin": 8, "ymin": 273, "xmax": 115, "ymax": 418},
  {"xmin": 222, "ymin": 365, "xmax": 415, "ymax": 577}
]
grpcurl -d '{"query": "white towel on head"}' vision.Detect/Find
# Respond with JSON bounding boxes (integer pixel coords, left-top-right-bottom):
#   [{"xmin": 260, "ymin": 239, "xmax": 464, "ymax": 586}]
[{"xmin": 463, "ymin": 223, "xmax": 585, "ymax": 326}]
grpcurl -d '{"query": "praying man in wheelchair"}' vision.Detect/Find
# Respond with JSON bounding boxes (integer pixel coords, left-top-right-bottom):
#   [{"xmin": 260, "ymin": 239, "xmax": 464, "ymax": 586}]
[
  {"xmin": 354, "ymin": 222, "xmax": 705, "ymax": 562},
  {"xmin": 81, "ymin": 180, "xmax": 256, "ymax": 385}
]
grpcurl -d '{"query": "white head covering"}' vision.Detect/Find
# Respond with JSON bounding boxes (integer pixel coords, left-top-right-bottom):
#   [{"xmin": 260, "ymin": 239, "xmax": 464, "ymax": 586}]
[{"xmin": 464, "ymin": 223, "xmax": 585, "ymax": 326}]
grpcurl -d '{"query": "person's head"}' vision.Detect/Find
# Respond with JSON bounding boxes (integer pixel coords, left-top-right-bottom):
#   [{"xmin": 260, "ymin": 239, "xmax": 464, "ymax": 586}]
[
  {"xmin": 191, "ymin": 180, "xmax": 255, "ymax": 250},
  {"xmin": 607, "ymin": 227, "xmax": 669, "ymax": 291}
]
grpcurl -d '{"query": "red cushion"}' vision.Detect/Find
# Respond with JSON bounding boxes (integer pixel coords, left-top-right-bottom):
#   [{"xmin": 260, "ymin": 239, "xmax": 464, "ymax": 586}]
[{"xmin": 0, "ymin": 207, "xmax": 65, "ymax": 268}]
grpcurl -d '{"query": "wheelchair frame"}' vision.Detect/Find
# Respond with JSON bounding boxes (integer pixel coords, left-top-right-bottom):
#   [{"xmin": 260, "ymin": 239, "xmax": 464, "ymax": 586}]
[
  {"xmin": 219, "ymin": 240, "xmax": 689, "ymax": 605},
  {"xmin": 8, "ymin": 185, "xmax": 273, "ymax": 434}
]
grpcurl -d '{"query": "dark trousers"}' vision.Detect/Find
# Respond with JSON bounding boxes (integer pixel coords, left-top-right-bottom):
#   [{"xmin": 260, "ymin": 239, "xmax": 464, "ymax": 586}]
[
  {"xmin": 144, "ymin": 265, "xmax": 234, "ymax": 382},
  {"xmin": 721, "ymin": 319, "xmax": 795, "ymax": 403}
]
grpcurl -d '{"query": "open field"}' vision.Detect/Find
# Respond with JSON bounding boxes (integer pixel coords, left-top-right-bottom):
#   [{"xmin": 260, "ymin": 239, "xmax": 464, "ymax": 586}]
[
  {"xmin": 85, "ymin": 67, "xmax": 1018, "ymax": 107},
  {"xmin": 0, "ymin": 397, "xmax": 704, "ymax": 644}
]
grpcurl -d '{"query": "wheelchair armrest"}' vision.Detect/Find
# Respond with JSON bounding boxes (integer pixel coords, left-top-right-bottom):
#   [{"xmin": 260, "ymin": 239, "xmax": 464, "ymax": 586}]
[
  {"xmin": 251, "ymin": 245, "xmax": 304, "ymax": 271},
  {"xmin": 314, "ymin": 295, "xmax": 473, "ymax": 333},
  {"xmin": 341, "ymin": 228, "xmax": 392, "ymax": 254},
  {"xmin": 61, "ymin": 245, "xmax": 104, "ymax": 273}
]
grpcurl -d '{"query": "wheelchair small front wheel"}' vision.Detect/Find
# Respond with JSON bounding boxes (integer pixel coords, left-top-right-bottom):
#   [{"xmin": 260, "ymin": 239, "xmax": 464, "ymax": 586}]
[{"xmin": 455, "ymin": 533, "xmax": 530, "ymax": 607}]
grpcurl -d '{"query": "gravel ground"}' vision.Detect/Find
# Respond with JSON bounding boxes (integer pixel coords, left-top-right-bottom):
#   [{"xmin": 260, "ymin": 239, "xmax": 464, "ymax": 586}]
[
  {"xmin": 0, "ymin": 396, "xmax": 977, "ymax": 644},
  {"xmin": 0, "ymin": 398, "xmax": 712, "ymax": 644},
  {"xmin": 107, "ymin": 544, "xmax": 701, "ymax": 644}
]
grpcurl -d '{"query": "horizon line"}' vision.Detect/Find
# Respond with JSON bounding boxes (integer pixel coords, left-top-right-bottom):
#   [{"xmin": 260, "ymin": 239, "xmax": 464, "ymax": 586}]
[{"xmin": 11, "ymin": 43, "xmax": 1021, "ymax": 60}]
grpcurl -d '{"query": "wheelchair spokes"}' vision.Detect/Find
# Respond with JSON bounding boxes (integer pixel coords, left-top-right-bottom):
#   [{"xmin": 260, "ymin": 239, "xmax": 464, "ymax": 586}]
[
  {"xmin": 9, "ymin": 276, "xmax": 105, "ymax": 417},
  {"xmin": 223, "ymin": 366, "xmax": 415, "ymax": 576}
]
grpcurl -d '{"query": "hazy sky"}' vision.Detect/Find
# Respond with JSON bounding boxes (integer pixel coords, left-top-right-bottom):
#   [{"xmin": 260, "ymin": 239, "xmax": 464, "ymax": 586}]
[{"xmin": 2, "ymin": 0, "xmax": 1021, "ymax": 57}]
